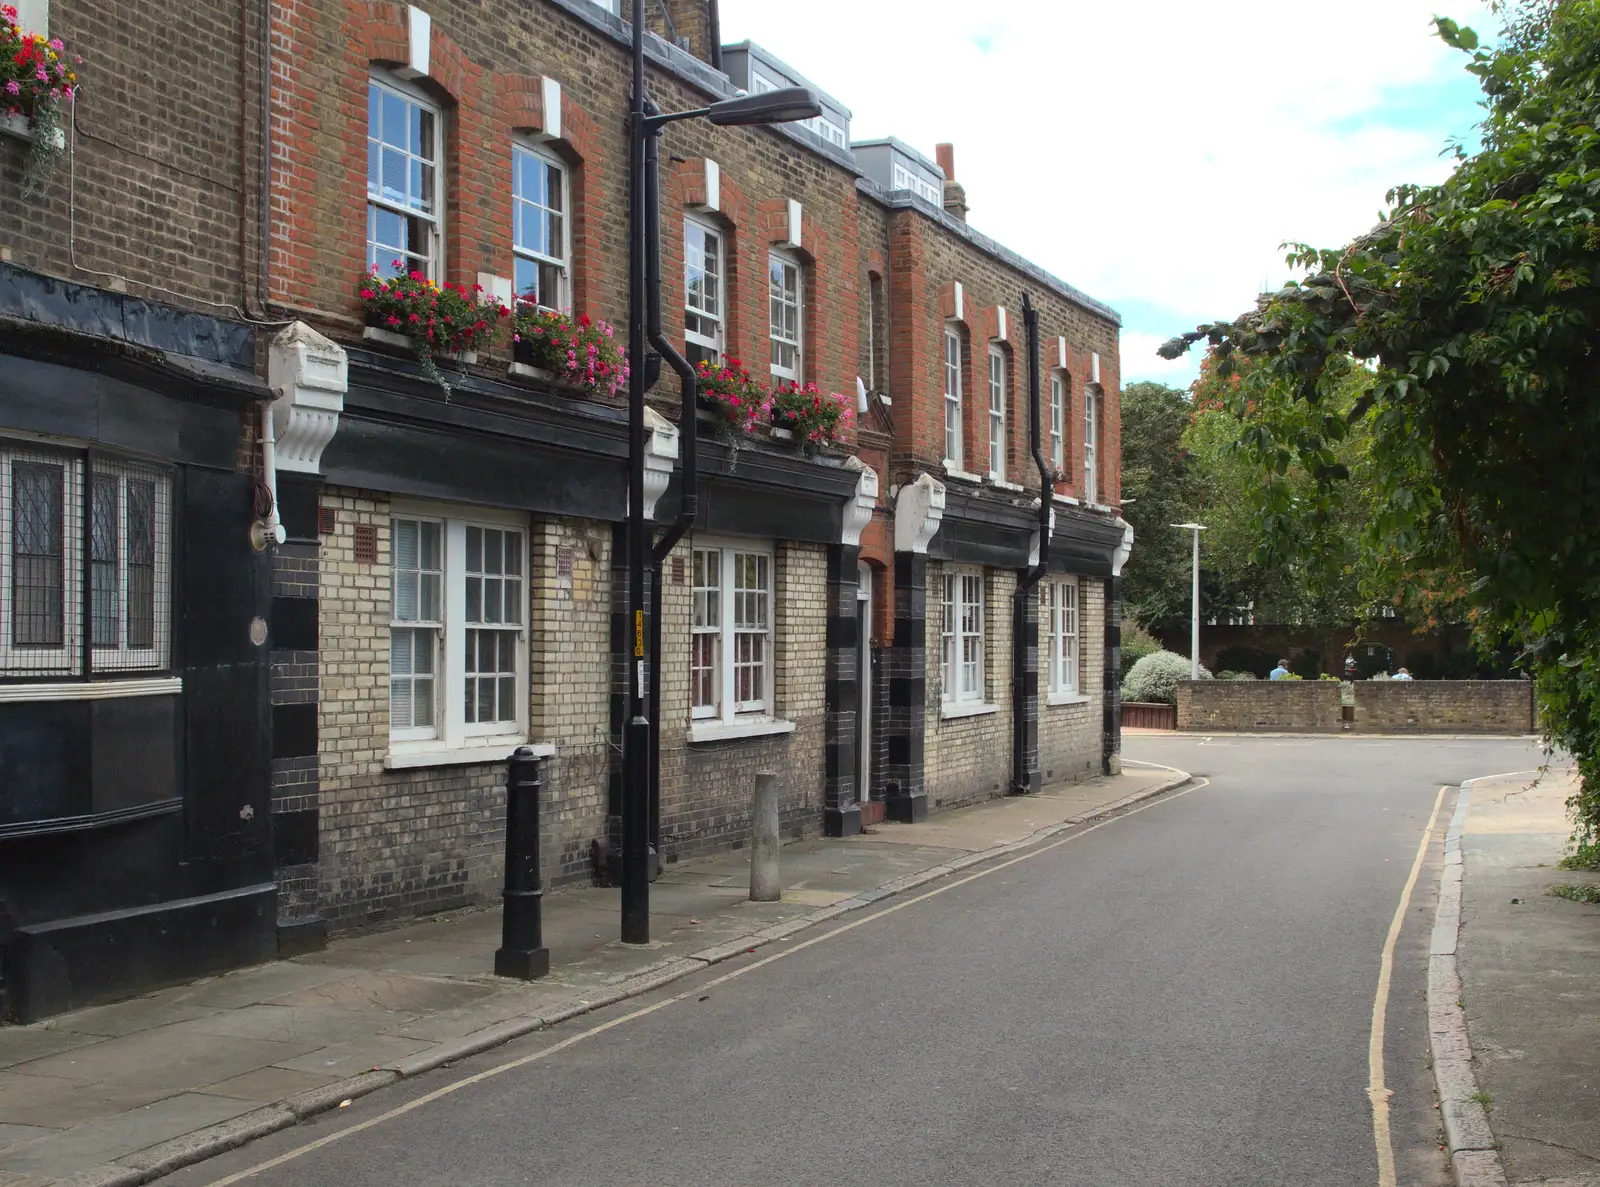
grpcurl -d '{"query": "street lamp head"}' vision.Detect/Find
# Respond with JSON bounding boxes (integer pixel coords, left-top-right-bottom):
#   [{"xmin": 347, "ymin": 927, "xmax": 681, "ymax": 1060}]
[
  {"xmin": 707, "ymin": 86, "xmax": 823, "ymax": 127},
  {"xmin": 1170, "ymin": 522, "xmax": 1208, "ymax": 531}
]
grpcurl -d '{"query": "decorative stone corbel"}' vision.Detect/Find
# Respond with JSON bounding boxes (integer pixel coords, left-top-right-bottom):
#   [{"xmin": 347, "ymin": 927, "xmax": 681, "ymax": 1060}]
[
  {"xmin": 893, "ymin": 471, "xmax": 946, "ymax": 554},
  {"xmin": 1027, "ymin": 505, "xmax": 1056, "ymax": 568},
  {"xmin": 840, "ymin": 458, "xmax": 879, "ymax": 547},
  {"xmin": 643, "ymin": 406, "xmax": 680, "ymax": 521},
  {"xmin": 1112, "ymin": 517, "xmax": 1135, "ymax": 576},
  {"xmin": 268, "ymin": 321, "xmax": 348, "ymax": 475}
]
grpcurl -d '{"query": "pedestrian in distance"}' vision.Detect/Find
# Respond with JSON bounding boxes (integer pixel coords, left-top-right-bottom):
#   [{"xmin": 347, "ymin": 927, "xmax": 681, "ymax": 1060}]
[
  {"xmin": 1270, "ymin": 658, "xmax": 1291, "ymax": 680},
  {"xmin": 1392, "ymin": 667, "xmax": 1414, "ymax": 681}
]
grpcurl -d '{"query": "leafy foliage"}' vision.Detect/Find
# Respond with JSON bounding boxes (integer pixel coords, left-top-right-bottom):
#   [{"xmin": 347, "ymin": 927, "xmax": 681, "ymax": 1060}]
[
  {"xmin": 511, "ymin": 304, "xmax": 628, "ymax": 398},
  {"xmin": 1119, "ymin": 382, "xmax": 1206, "ymax": 632},
  {"xmin": 2, "ymin": 4, "xmax": 78, "ymax": 194},
  {"xmin": 1122, "ymin": 649, "xmax": 1212, "ymax": 705},
  {"xmin": 770, "ymin": 381, "xmax": 854, "ymax": 456},
  {"xmin": 1160, "ymin": 3, "xmax": 1600, "ymax": 847},
  {"xmin": 1119, "ymin": 618, "xmax": 1164, "ymax": 680}
]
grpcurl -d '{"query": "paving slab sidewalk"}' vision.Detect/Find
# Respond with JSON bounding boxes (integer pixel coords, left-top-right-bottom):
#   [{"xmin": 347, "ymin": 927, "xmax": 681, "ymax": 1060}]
[
  {"xmin": 1449, "ymin": 767, "xmax": 1600, "ymax": 1187},
  {"xmin": 0, "ymin": 765, "xmax": 1183, "ymax": 1187}
]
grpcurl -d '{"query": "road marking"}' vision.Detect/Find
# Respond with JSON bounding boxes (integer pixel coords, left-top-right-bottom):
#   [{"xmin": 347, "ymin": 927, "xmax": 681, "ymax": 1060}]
[
  {"xmin": 201, "ymin": 778, "xmax": 1206, "ymax": 1186},
  {"xmin": 1367, "ymin": 783, "xmax": 1448, "ymax": 1187}
]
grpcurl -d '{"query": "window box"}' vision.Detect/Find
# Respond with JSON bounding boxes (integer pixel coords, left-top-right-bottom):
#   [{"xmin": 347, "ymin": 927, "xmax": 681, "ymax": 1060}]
[
  {"xmin": 1, "ymin": 111, "xmax": 62, "ymax": 150},
  {"xmin": 770, "ymin": 425, "xmax": 794, "ymax": 442},
  {"xmin": 362, "ymin": 323, "xmax": 477, "ymax": 365}
]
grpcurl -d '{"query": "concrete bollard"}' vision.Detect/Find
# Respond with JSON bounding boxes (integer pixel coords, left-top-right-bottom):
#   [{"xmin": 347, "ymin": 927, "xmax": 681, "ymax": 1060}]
[{"xmin": 749, "ymin": 770, "xmax": 781, "ymax": 902}]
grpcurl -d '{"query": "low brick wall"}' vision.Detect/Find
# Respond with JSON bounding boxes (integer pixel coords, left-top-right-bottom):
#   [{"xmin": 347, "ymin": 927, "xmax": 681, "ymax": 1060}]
[
  {"xmin": 1353, "ymin": 680, "xmax": 1533, "ymax": 734},
  {"xmin": 1176, "ymin": 681, "xmax": 1344, "ymax": 733}
]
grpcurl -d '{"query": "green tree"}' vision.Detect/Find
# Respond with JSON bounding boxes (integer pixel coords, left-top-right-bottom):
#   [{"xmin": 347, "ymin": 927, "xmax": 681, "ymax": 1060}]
[
  {"xmin": 1118, "ymin": 381, "xmax": 1205, "ymax": 633},
  {"xmin": 1160, "ymin": 1, "xmax": 1600, "ymax": 846}
]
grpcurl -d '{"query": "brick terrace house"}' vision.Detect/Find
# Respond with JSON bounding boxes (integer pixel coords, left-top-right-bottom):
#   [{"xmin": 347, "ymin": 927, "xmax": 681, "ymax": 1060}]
[{"xmin": 0, "ymin": 0, "xmax": 1131, "ymax": 1020}]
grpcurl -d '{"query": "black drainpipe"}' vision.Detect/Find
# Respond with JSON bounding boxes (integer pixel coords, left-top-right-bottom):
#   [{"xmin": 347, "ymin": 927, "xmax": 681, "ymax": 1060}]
[
  {"xmin": 1011, "ymin": 292, "xmax": 1051, "ymax": 795},
  {"xmin": 643, "ymin": 115, "xmax": 699, "ymax": 856},
  {"xmin": 708, "ymin": 0, "xmax": 723, "ymax": 69}
]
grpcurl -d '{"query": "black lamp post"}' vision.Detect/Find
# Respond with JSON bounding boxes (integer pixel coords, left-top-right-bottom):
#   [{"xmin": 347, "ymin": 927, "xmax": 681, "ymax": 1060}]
[{"xmin": 621, "ymin": 0, "xmax": 821, "ymax": 944}]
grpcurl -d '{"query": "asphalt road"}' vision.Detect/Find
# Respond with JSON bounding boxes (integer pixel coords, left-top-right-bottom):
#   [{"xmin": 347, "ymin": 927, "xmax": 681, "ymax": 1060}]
[{"xmin": 169, "ymin": 735, "xmax": 1544, "ymax": 1187}]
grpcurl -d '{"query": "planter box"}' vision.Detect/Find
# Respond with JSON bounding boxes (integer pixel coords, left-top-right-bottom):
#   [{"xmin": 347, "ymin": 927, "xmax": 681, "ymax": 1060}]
[
  {"xmin": 770, "ymin": 425, "xmax": 793, "ymax": 442},
  {"xmin": 362, "ymin": 324, "xmax": 477, "ymax": 365},
  {"xmin": 1, "ymin": 111, "xmax": 64, "ymax": 151}
]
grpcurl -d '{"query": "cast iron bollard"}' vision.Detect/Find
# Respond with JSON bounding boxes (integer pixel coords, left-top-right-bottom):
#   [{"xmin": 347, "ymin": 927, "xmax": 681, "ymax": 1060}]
[
  {"xmin": 495, "ymin": 746, "xmax": 550, "ymax": 979},
  {"xmin": 749, "ymin": 770, "xmax": 781, "ymax": 902}
]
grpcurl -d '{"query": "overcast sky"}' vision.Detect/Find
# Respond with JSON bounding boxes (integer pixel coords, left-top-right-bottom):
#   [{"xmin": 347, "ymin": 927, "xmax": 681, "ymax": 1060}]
[{"xmin": 718, "ymin": 0, "xmax": 1495, "ymax": 389}]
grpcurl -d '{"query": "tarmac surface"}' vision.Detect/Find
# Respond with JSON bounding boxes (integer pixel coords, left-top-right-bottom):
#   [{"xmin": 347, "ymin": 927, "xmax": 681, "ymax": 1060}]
[{"xmin": 145, "ymin": 735, "xmax": 1543, "ymax": 1187}]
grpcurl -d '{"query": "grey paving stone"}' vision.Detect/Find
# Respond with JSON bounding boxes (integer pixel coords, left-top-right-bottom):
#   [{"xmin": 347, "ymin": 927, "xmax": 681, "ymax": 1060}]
[
  {"xmin": 13, "ymin": 1026, "xmax": 322, "ymax": 1093},
  {"xmin": 201, "ymin": 1067, "xmax": 340, "ymax": 1102},
  {"xmin": 271, "ymin": 1035, "xmax": 435, "ymax": 1077},
  {"xmin": 0, "ymin": 1029, "xmax": 100, "ymax": 1072},
  {"xmin": 0, "ymin": 1093, "xmax": 253, "ymax": 1178},
  {"xmin": 43, "ymin": 998, "xmax": 222, "ymax": 1040},
  {"xmin": 267, "ymin": 971, "xmax": 498, "ymax": 1015},
  {"xmin": 173, "ymin": 1004, "xmax": 420, "ymax": 1045},
  {"xmin": 0, "ymin": 1127, "xmax": 58, "ymax": 1154},
  {"xmin": 153, "ymin": 963, "xmax": 353, "ymax": 1010},
  {"xmin": 0, "ymin": 1070, "xmax": 170, "ymax": 1130}
]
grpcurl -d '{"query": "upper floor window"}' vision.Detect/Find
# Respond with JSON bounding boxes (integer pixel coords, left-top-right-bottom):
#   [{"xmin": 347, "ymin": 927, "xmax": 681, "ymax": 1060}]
[
  {"xmin": 804, "ymin": 115, "xmax": 848, "ymax": 148},
  {"xmin": 988, "ymin": 346, "xmax": 1007, "ymax": 480},
  {"xmin": 1084, "ymin": 388, "xmax": 1100, "ymax": 503},
  {"xmin": 390, "ymin": 508, "xmax": 528, "ymax": 756},
  {"xmin": 943, "ymin": 326, "xmax": 963, "ymax": 467},
  {"xmin": 691, "ymin": 543, "xmax": 774, "ymax": 723},
  {"xmin": 684, "ymin": 216, "xmax": 724, "ymax": 367},
  {"xmin": 1042, "ymin": 578, "xmax": 1079, "ymax": 697},
  {"xmin": 513, "ymin": 143, "xmax": 567, "ymax": 310},
  {"xmin": 367, "ymin": 75, "xmax": 440, "ymax": 280},
  {"xmin": 1050, "ymin": 373, "xmax": 1066, "ymax": 472},
  {"xmin": 892, "ymin": 163, "xmax": 943, "ymax": 206},
  {"xmin": 0, "ymin": 445, "xmax": 171, "ymax": 678},
  {"xmin": 768, "ymin": 250, "xmax": 803, "ymax": 383},
  {"xmin": 940, "ymin": 569, "xmax": 984, "ymax": 704}
]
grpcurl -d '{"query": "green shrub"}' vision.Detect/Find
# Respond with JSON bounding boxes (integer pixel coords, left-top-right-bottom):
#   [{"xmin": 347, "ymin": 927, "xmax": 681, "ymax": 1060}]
[
  {"xmin": 1122, "ymin": 650, "xmax": 1213, "ymax": 705},
  {"xmin": 1217, "ymin": 670, "xmax": 1257, "ymax": 681},
  {"xmin": 1120, "ymin": 620, "xmax": 1162, "ymax": 681}
]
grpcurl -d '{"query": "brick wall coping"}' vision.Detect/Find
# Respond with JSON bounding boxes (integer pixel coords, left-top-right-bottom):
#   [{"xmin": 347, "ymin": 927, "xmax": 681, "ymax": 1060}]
[{"xmin": 539, "ymin": 0, "xmax": 1121, "ymax": 327}]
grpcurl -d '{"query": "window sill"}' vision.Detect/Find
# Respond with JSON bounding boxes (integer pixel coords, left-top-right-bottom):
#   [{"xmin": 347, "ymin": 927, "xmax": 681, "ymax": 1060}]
[
  {"xmin": 989, "ymin": 476, "xmax": 1025, "ymax": 493},
  {"xmin": 0, "ymin": 676, "xmax": 181, "ymax": 703},
  {"xmin": 1045, "ymin": 691, "xmax": 1091, "ymax": 707},
  {"xmin": 940, "ymin": 700, "xmax": 1001, "ymax": 720},
  {"xmin": 687, "ymin": 717, "xmax": 797, "ymax": 744},
  {"xmin": 1052, "ymin": 492, "xmax": 1082, "ymax": 506},
  {"xmin": 941, "ymin": 461, "xmax": 983, "ymax": 484},
  {"xmin": 384, "ymin": 739, "xmax": 552, "ymax": 770}
]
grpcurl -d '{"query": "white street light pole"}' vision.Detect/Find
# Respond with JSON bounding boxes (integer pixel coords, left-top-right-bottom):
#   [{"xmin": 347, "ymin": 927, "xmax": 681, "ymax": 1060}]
[{"xmin": 1171, "ymin": 523, "xmax": 1207, "ymax": 680}]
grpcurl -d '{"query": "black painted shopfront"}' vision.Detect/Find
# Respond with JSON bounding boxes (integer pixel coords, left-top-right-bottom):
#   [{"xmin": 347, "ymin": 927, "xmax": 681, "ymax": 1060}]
[{"xmin": 0, "ymin": 265, "xmax": 276, "ymax": 1023}]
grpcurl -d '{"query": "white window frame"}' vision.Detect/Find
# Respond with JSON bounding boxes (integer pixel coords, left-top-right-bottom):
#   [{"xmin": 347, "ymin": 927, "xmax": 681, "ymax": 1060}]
[
  {"xmin": 988, "ymin": 345, "xmax": 1007, "ymax": 480},
  {"xmin": 388, "ymin": 503, "xmax": 529, "ymax": 765},
  {"xmin": 1043, "ymin": 578, "xmax": 1082, "ymax": 701},
  {"xmin": 750, "ymin": 72, "xmax": 779, "ymax": 95},
  {"xmin": 367, "ymin": 71, "xmax": 443, "ymax": 281},
  {"xmin": 892, "ymin": 163, "xmax": 943, "ymax": 206},
  {"xmin": 940, "ymin": 568, "xmax": 985, "ymax": 706},
  {"xmin": 944, "ymin": 326, "xmax": 963, "ymax": 467},
  {"xmin": 1049, "ymin": 373, "xmax": 1066, "ymax": 472},
  {"xmin": 684, "ymin": 215, "xmax": 724, "ymax": 365},
  {"xmin": 1084, "ymin": 387, "xmax": 1100, "ymax": 503},
  {"xmin": 512, "ymin": 139, "xmax": 569, "ymax": 311},
  {"xmin": 689, "ymin": 540, "xmax": 778, "ymax": 729},
  {"xmin": 768, "ymin": 249, "xmax": 804, "ymax": 383},
  {"xmin": 586, "ymin": 0, "xmax": 621, "ymax": 13}
]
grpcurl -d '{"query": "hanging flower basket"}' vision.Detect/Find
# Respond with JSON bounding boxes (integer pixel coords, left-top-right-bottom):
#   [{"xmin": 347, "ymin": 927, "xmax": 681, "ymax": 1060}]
[
  {"xmin": 770, "ymin": 381, "xmax": 854, "ymax": 457},
  {"xmin": 509, "ymin": 303, "xmax": 628, "ymax": 398},
  {"xmin": 358, "ymin": 268, "xmax": 506, "ymax": 398},
  {"xmin": 1, "ymin": 4, "xmax": 79, "ymax": 195}
]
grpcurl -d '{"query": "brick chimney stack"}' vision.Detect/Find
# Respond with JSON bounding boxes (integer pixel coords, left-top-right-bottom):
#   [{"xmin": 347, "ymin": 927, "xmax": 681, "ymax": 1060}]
[{"xmin": 935, "ymin": 143, "xmax": 968, "ymax": 222}]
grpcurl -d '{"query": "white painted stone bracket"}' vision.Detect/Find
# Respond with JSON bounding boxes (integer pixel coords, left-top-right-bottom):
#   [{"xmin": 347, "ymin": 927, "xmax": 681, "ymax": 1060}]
[
  {"xmin": 840, "ymin": 458, "xmax": 879, "ymax": 547},
  {"xmin": 642, "ymin": 406, "xmax": 680, "ymax": 521},
  {"xmin": 1027, "ymin": 505, "xmax": 1056, "ymax": 568},
  {"xmin": 1112, "ymin": 517, "xmax": 1134, "ymax": 577},
  {"xmin": 268, "ymin": 321, "xmax": 348, "ymax": 475},
  {"xmin": 894, "ymin": 471, "xmax": 945, "ymax": 554}
]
